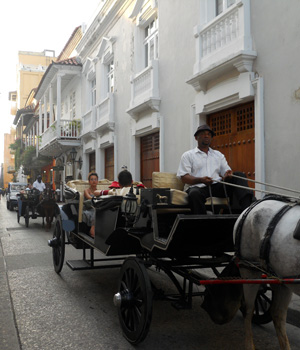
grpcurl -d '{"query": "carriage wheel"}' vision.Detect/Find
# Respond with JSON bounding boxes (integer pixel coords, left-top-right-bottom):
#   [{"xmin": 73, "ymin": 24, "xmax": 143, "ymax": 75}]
[
  {"xmin": 114, "ymin": 257, "xmax": 153, "ymax": 344},
  {"xmin": 50, "ymin": 218, "xmax": 65, "ymax": 274},
  {"xmin": 25, "ymin": 206, "xmax": 30, "ymax": 227},
  {"xmin": 252, "ymin": 284, "xmax": 273, "ymax": 324}
]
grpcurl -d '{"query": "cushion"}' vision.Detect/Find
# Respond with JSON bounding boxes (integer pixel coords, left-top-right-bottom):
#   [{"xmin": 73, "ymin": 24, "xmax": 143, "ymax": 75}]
[{"xmin": 152, "ymin": 172, "xmax": 184, "ymax": 191}]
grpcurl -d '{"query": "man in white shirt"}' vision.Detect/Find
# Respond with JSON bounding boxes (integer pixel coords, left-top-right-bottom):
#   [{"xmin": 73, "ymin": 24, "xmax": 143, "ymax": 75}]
[
  {"xmin": 33, "ymin": 175, "xmax": 46, "ymax": 192},
  {"xmin": 177, "ymin": 124, "xmax": 253, "ymax": 214}
]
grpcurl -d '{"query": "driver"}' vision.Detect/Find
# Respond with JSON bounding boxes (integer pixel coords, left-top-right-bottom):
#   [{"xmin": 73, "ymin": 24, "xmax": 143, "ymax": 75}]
[{"xmin": 33, "ymin": 175, "xmax": 46, "ymax": 192}]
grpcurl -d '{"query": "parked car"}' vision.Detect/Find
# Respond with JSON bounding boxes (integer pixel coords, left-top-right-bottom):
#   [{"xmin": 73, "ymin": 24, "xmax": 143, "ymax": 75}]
[{"xmin": 6, "ymin": 182, "xmax": 27, "ymax": 211}]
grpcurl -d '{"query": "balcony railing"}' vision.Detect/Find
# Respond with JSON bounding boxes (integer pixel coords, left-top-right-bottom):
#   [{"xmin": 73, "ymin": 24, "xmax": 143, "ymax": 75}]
[
  {"xmin": 189, "ymin": 0, "xmax": 256, "ymax": 89},
  {"xmin": 40, "ymin": 119, "xmax": 81, "ymax": 149},
  {"xmin": 95, "ymin": 94, "xmax": 114, "ymax": 132},
  {"xmin": 82, "ymin": 107, "xmax": 96, "ymax": 135},
  {"xmin": 127, "ymin": 60, "xmax": 160, "ymax": 116}
]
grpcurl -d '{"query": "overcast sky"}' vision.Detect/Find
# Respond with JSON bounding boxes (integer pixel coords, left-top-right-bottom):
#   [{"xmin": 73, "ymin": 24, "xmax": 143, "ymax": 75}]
[{"xmin": 0, "ymin": 0, "xmax": 101, "ymax": 164}]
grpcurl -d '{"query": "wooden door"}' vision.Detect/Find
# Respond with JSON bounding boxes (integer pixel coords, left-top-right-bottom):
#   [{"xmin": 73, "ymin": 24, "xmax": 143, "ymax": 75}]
[
  {"xmin": 105, "ymin": 147, "xmax": 114, "ymax": 181},
  {"xmin": 207, "ymin": 102, "xmax": 255, "ymax": 186},
  {"xmin": 141, "ymin": 132, "xmax": 159, "ymax": 188},
  {"xmin": 89, "ymin": 152, "xmax": 95, "ymax": 173}
]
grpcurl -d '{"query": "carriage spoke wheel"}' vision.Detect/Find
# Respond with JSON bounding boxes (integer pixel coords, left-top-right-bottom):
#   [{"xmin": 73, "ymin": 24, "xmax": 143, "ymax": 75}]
[
  {"xmin": 25, "ymin": 205, "xmax": 30, "ymax": 228},
  {"xmin": 51, "ymin": 219, "xmax": 65, "ymax": 274},
  {"xmin": 252, "ymin": 284, "xmax": 273, "ymax": 324},
  {"xmin": 114, "ymin": 258, "xmax": 153, "ymax": 345}
]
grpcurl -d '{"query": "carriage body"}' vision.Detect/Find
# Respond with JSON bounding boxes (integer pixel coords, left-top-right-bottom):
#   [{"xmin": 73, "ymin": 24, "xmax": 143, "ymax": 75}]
[
  {"xmin": 57, "ymin": 184, "xmax": 237, "ymax": 258},
  {"xmin": 50, "ymin": 177, "xmax": 272, "ymax": 345}
]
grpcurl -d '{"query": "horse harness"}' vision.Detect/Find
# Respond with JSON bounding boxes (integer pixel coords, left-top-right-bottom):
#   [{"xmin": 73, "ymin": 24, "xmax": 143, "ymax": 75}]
[{"xmin": 234, "ymin": 195, "xmax": 299, "ymax": 272}]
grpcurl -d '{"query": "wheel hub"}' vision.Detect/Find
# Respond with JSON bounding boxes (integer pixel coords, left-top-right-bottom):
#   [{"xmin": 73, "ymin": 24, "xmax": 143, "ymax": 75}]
[{"xmin": 113, "ymin": 289, "xmax": 134, "ymax": 307}]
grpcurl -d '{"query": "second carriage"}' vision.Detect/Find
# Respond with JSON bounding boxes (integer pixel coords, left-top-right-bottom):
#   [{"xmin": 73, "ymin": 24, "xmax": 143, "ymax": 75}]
[{"xmin": 17, "ymin": 185, "xmax": 57, "ymax": 228}]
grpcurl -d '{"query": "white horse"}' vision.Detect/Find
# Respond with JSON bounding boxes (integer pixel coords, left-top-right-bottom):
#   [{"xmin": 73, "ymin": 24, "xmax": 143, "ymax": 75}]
[{"xmin": 234, "ymin": 196, "xmax": 300, "ymax": 350}]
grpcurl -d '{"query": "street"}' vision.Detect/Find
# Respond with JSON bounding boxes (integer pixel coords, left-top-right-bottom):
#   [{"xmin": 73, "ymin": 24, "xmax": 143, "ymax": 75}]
[{"xmin": 0, "ymin": 197, "xmax": 300, "ymax": 350}]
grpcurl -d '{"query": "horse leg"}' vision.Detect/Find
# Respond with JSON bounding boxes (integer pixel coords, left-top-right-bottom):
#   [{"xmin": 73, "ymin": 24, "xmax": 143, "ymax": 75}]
[
  {"xmin": 270, "ymin": 285, "xmax": 292, "ymax": 350},
  {"xmin": 240, "ymin": 268, "xmax": 261, "ymax": 350}
]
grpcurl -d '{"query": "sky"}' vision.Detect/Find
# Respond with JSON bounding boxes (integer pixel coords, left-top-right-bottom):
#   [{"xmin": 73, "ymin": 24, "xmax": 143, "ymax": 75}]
[{"xmin": 0, "ymin": 0, "xmax": 102, "ymax": 164}]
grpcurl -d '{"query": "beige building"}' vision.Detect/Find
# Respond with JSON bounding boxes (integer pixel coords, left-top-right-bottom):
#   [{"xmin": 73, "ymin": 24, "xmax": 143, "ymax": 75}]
[{"xmin": 3, "ymin": 128, "xmax": 16, "ymax": 188}]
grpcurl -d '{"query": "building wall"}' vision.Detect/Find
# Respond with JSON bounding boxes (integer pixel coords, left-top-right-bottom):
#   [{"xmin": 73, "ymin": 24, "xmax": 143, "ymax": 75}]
[
  {"xmin": 251, "ymin": 0, "xmax": 300, "ymax": 191},
  {"xmin": 158, "ymin": 0, "xmax": 199, "ymax": 172},
  {"xmin": 17, "ymin": 51, "xmax": 56, "ymax": 109},
  {"xmin": 3, "ymin": 128, "xmax": 16, "ymax": 189}
]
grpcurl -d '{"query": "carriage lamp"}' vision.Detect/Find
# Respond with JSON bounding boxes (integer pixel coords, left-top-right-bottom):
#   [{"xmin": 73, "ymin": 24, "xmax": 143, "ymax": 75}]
[{"xmin": 121, "ymin": 186, "xmax": 138, "ymax": 215}]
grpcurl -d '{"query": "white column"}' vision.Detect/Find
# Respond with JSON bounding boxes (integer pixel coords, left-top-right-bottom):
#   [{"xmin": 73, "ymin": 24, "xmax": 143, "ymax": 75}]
[
  {"xmin": 49, "ymin": 84, "xmax": 53, "ymax": 125},
  {"xmin": 56, "ymin": 74, "xmax": 62, "ymax": 137},
  {"xmin": 159, "ymin": 115, "xmax": 164, "ymax": 172},
  {"xmin": 43, "ymin": 95, "xmax": 47, "ymax": 132},
  {"xmin": 82, "ymin": 152, "xmax": 89, "ymax": 180},
  {"xmin": 252, "ymin": 76, "xmax": 265, "ymax": 199},
  {"xmin": 113, "ymin": 133, "xmax": 118, "ymax": 180},
  {"xmin": 39, "ymin": 101, "xmax": 43, "ymax": 134},
  {"xmin": 96, "ymin": 147, "xmax": 102, "ymax": 179}
]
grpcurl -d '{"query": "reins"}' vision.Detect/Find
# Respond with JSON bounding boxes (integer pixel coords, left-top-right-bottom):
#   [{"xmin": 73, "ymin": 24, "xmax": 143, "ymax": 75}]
[
  {"xmin": 214, "ymin": 178, "xmax": 300, "ymax": 201},
  {"xmin": 231, "ymin": 173, "xmax": 300, "ymax": 196}
]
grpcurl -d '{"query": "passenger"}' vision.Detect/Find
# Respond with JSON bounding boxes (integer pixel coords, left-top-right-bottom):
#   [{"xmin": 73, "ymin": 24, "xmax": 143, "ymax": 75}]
[
  {"xmin": 33, "ymin": 175, "xmax": 46, "ymax": 192},
  {"xmin": 85, "ymin": 170, "xmax": 143, "ymax": 238},
  {"xmin": 83, "ymin": 172, "xmax": 99, "ymax": 238},
  {"xmin": 177, "ymin": 124, "xmax": 254, "ymax": 214}
]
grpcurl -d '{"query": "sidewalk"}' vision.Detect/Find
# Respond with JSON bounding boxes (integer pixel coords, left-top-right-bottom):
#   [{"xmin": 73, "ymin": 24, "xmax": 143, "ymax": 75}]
[{"xmin": 0, "ymin": 198, "xmax": 21, "ymax": 350}]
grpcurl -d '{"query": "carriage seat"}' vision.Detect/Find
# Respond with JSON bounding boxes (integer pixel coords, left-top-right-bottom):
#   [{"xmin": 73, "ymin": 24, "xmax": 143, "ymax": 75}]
[
  {"xmin": 152, "ymin": 172, "xmax": 229, "ymax": 211},
  {"xmin": 66, "ymin": 179, "xmax": 112, "ymax": 222},
  {"xmin": 66, "ymin": 179, "xmax": 143, "ymax": 222}
]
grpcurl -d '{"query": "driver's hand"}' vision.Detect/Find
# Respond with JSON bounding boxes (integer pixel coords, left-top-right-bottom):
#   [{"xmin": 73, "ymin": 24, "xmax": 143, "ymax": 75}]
[
  {"xmin": 201, "ymin": 176, "xmax": 214, "ymax": 185},
  {"xmin": 223, "ymin": 170, "xmax": 233, "ymax": 181}
]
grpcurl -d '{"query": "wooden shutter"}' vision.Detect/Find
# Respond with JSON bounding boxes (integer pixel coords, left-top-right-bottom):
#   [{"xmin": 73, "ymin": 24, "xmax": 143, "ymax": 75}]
[
  {"xmin": 89, "ymin": 152, "xmax": 96, "ymax": 173},
  {"xmin": 105, "ymin": 147, "xmax": 114, "ymax": 181},
  {"xmin": 208, "ymin": 102, "xmax": 255, "ymax": 186},
  {"xmin": 141, "ymin": 132, "xmax": 159, "ymax": 188}
]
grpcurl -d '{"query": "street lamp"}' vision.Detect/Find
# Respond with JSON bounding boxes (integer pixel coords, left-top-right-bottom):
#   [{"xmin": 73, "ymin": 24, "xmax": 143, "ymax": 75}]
[
  {"xmin": 70, "ymin": 147, "xmax": 77, "ymax": 162},
  {"xmin": 70, "ymin": 147, "xmax": 83, "ymax": 169}
]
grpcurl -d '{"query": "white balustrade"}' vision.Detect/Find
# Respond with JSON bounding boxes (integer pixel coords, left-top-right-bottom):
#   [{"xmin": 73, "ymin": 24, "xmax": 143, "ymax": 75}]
[
  {"xmin": 200, "ymin": 7, "xmax": 239, "ymax": 59},
  {"xmin": 40, "ymin": 119, "xmax": 81, "ymax": 150},
  {"xmin": 82, "ymin": 108, "xmax": 96, "ymax": 135},
  {"xmin": 96, "ymin": 94, "xmax": 114, "ymax": 131},
  {"xmin": 128, "ymin": 59, "xmax": 159, "ymax": 113}
]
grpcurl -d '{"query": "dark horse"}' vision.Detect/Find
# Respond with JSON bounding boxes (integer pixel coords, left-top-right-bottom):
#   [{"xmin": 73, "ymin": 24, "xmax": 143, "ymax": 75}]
[{"xmin": 39, "ymin": 184, "xmax": 57, "ymax": 230}]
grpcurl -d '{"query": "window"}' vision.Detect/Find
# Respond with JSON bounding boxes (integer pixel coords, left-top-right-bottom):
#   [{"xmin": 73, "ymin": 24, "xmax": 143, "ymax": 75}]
[
  {"xmin": 107, "ymin": 61, "xmax": 114, "ymax": 93},
  {"xmin": 91, "ymin": 78, "xmax": 96, "ymax": 106},
  {"xmin": 144, "ymin": 17, "xmax": 158, "ymax": 68},
  {"xmin": 70, "ymin": 91, "xmax": 76, "ymax": 119},
  {"xmin": 216, "ymin": 0, "xmax": 236, "ymax": 16}
]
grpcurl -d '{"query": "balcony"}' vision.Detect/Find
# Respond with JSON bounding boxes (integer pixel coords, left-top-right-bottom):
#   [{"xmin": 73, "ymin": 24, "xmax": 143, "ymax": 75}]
[
  {"xmin": 81, "ymin": 106, "xmax": 96, "ymax": 140},
  {"xmin": 38, "ymin": 119, "xmax": 81, "ymax": 157},
  {"xmin": 95, "ymin": 93, "xmax": 115, "ymax": 133},
  {"xmin": 127, "ymin": 60, "xmax": 160, "ymax": 118},
  {"xmin": 187, "ymin": 0, "xmax": 257, "ymax": 92}
]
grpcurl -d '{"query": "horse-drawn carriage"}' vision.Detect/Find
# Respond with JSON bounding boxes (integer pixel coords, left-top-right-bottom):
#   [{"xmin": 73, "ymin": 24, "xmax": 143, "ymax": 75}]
[
  {"xmin": 48, "ymin": 172, "xmax": 300, "ymax": 347},
  {"xmin": 17, "ymin": 184, "xmax": 57, "ymax": 229}
]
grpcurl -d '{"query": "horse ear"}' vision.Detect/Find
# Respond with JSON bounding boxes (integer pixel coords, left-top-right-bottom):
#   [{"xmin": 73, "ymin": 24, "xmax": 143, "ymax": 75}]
[{"xmin": 293, "ymin": 220, "xmax": 300, "ymax": 240}]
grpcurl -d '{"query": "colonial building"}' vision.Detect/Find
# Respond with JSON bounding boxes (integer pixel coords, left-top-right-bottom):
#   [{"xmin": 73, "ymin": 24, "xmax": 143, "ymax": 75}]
[{"xmin": 31, "ymin": 0, "xmax": 300, "ymax": 195}]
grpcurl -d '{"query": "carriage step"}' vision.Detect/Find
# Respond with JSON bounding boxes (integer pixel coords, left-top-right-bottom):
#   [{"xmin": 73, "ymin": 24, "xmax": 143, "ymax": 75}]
[
  {"xmin": 66, "ymin": 260, "xmax": 93, "ymax": 270},
  {"xmin": 66, "ymin": 259, "xmax": 123, "ymax": 271}
]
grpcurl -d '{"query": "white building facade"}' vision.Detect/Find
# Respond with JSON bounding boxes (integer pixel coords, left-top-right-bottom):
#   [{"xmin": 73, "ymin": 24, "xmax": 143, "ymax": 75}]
[{"xmin": 32, "ymin": 0, "xmax": 300, "ymax": 194}]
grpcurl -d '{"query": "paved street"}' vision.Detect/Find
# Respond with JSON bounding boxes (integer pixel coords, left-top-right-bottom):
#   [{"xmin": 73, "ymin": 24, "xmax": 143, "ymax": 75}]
[{"xmin": 0, "ymin": 197, "xmax": 300, "ymax": 350}]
